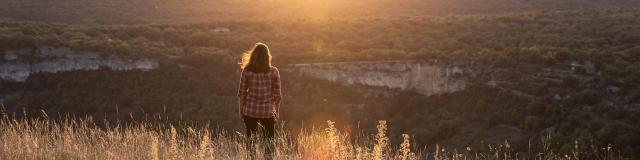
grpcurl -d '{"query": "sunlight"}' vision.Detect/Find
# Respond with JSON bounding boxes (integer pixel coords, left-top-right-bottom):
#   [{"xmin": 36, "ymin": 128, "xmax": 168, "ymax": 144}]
[
  {"xmin": 304, "ymin": 0, "xmax": 336, "ymax": 19},
  {"xmin": 284, "ymin": 0, "xmax": 342, "ymax": 20}
]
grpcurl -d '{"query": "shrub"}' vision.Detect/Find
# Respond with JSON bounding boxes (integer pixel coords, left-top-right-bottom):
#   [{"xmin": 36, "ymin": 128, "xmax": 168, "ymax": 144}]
[
  {"xmin": 558, "ymin": 121, "xmax": 576, "ymax": 134},
  {"xmin": 526, "ymin": 100, "xmax": 546, "ymax": 116},
  {"xmin": 574, "ymin": 89, "xmax": 602, "ymax": 105},
  {"xmin": 589, "ymin": 120, "xmax": 604, "ymax": 131},
  {"xmin": 524, "ymin": 116, "xmax": 544, "ymax": 131},
  {"xmin": 560, "ymin": 98, "xmax": 576, "ymax": 109},
  {"xmin": 596, "ymin": 124, "xmax": 617, "ymax": 142},
  {"xmin": 562, "ymin": 75, "xmax": 580, "ymax": 88}
]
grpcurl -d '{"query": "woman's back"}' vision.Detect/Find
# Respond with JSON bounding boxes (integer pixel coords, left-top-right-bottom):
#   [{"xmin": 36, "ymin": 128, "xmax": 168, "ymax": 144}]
[{"xmin": 237, "ymin": 67, "xmax": 281, "ymax": 118}]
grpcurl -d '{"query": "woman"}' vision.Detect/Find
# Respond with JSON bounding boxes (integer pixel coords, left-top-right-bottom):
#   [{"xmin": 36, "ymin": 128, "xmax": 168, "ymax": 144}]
[{"xmin": 237, "ymin": 42, "xmax": 281, "ymax": 141}]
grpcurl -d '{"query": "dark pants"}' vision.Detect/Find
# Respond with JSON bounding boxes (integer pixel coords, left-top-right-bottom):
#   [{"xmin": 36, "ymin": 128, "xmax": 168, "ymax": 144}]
[
  {"xmin": 243, "ymin": 115, "xmax": 276, "ymax": 139},
  {"xmin": 243, "ymin": 115, "xmax": 276, "ymax": 158}
]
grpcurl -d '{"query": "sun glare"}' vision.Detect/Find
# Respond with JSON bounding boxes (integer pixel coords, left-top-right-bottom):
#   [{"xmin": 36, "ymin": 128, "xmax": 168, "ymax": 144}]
[{"xmin": 284, "ymin": 0, "xmax": 342, "ymax": 19}]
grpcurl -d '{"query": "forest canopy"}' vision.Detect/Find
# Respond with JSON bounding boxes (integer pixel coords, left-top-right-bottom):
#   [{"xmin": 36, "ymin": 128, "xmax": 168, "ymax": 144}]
[
  {"xmin": 1, "ymin": 10, "xmax": 639, "ymax": 83},
  {"xmin": 0, "ymin": 0, "xmax": 639, "ymax": 24}
]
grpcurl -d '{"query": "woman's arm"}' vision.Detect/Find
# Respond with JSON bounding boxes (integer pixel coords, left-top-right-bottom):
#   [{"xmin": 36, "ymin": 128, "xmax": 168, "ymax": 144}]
[
  {"xmin": 237, "ymin": 70, "xmax": 249, "ymax": 118},
  {"xmin": 272, "ymin": 68, "xmax": 282, "ymax": 118}
]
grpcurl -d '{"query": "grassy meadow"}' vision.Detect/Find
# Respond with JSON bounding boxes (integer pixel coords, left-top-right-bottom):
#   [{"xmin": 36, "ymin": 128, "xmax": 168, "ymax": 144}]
[
  {"xmin": 0, "ymin": 110, "xmax": 627, "ymax": 160},
  {"xmin": 0, "ymin": 112, "xmax": 418, "ymax": 159}
]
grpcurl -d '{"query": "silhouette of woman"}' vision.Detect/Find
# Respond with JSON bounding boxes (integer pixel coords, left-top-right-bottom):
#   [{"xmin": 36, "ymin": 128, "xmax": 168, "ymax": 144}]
[{"xmin": 237, "ymin": 42, "xmax": 281, "ymax": 157}]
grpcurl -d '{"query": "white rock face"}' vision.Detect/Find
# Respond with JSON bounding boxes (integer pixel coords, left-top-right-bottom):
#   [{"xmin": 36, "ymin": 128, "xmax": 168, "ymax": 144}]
[
  {"xmin": 287, "ymin": 60, "xmax": 466, "ymax": 96},
  {"xmin": 3, "ymin": 52, "xmax": 18, "ymax": 61},
  {"xmin": 0, "ymin": 46, "xmax": 159, "ymax": 81},
  {"xmin": 213, "ymin": 27, "xmax": 230, "ymax": 33}
]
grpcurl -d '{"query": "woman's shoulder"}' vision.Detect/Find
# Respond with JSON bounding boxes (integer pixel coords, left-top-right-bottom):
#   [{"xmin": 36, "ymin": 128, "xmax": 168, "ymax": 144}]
[{"xmin": 270, "ymin": 67, "xmax": 280, "ymax": 75}]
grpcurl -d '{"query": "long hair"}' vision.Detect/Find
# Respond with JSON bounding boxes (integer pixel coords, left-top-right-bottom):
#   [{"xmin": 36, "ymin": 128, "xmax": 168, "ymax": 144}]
[{"xmin": 240, "ymin": 42, "xmax": 272, "ymax": 73}]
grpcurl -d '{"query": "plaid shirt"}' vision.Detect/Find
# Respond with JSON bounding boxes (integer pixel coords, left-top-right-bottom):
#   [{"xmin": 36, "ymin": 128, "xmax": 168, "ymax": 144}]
[{"xmin": 237, "ymin": 67, "xmax": 282, "ymax": 118}]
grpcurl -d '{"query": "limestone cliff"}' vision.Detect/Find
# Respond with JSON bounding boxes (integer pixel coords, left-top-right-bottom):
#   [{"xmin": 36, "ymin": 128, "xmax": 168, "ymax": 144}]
[
  {"xmin": 285, "ymin": 60, "xmax": 467, "ymax": 95},
  {"xmin": 0, "ymin": 46, "xmax": 159, "ymax": 81}
]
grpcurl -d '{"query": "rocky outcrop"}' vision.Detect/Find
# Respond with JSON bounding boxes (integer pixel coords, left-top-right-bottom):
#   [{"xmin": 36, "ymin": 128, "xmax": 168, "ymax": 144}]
[
  {"xmin": 286, "ymin": 60, "xmax": 467, "ymax": 95},
  {"xmin": 0, "ymin": 46, "xmax": 159, "ymax": 81}
]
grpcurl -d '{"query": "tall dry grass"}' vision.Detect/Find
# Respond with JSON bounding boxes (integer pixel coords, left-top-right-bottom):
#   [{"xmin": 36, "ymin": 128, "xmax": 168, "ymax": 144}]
[
  {"xmin": 0, "ymin": 111, "xmax": 629, "ymax": 160},
  {"xmin": 0, "ymin": 109, "xmax": 421, "ymax": 160}
]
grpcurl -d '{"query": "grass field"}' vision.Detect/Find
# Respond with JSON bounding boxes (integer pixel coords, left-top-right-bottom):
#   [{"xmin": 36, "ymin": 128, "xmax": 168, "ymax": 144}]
[
  {"xmin": 0, "ymin": 111, "xmax": 627, "ymax": 160},
  {"xmin": 0, "ymin": 113, "xmax": 415, "ymax": 159}
]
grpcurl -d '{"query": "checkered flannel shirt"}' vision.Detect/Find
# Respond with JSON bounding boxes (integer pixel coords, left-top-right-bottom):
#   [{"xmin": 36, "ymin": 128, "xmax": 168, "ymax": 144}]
[{"xmin": 237, "ymin": 67, "xmax": 282, "ymax": 118}]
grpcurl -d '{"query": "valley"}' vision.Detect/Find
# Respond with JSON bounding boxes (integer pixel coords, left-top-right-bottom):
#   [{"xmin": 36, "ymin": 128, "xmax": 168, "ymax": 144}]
[{"xmin": 0, "ymin": 1, "xmax": 639, "ymax": 158}]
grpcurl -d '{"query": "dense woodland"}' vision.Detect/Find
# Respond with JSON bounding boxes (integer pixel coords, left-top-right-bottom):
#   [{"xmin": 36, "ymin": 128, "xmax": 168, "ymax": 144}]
[
  {"xmin": 1, "ymin": 0, "xmax": 639, "ymax": 24},
  {"xmin": 1, "ymin": 2, "xmax": 640, "ymax": 158},
  {"xmin": 2, "ymin": 10, "xmax": 640, "ymax": 82}
]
